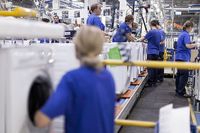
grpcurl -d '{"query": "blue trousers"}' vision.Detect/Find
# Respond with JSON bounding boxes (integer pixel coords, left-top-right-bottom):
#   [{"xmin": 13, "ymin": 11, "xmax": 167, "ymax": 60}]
[
  {"xmin": 147, "ymin": 54, "xmax": 159, "ymax": 84},
  {"xmin": 157, "ymin": 52, "xmax": 164, "ymax": 81}
]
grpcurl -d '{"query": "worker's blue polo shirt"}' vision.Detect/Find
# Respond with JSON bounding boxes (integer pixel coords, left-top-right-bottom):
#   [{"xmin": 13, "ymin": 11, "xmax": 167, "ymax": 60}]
[
  {"xmin": 145, "ymin": 29, "xmax": 161, "ymax": 55},
  {"xmin": 41, "ymin": 66, "xmax": 115, "ymax": 133},
  {"xmin": 87, "ymin": 14, "xmax": 105, "ymax": 31},
  {"xmin": 159, "ymin": 29, "xmax": 165, "ymax": 53},
  {"xmin": 39, "ymin": 38, "xmax": 50, "ymax": 43},
  {"xmin": 112, "ymin": 22, "xmax": 132, "ymax": 42},
  {"xmin": 175, "ymin": 30, "xmax": 191, "ymax": 62}
]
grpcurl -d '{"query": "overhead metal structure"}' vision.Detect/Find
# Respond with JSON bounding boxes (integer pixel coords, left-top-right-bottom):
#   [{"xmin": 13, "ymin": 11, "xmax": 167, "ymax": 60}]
[
  {"xmin": 161, "ymin": 0, "xmax": 200, "ymax": 25},
  {"xmin": 59, "ymin": 0, "xmax": 84, "ymax": 9}
]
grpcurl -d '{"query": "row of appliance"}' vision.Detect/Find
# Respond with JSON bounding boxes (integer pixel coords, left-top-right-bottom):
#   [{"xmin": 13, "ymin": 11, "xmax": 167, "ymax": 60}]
[
  {"xmin": 102, "ymin": 43, "xmax": 147, "ymax": 94},
  {"xmin": 0, "ymin": 42, "xmax": 146, "ymax": 133}
]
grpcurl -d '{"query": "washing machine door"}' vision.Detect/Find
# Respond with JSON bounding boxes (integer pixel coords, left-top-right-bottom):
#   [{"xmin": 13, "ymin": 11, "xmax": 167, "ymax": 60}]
[{"xmin": 26, "ymin": 75, "xmax": 53, "ymax": 133}]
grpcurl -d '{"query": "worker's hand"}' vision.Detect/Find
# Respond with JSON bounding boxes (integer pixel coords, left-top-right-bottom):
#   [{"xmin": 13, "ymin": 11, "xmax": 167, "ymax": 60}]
[
  {"xmin": 34, "ymin": 111, "xmax": 51, "ymax": 128},
  {"xmin": 160, "ymin": 41, "xmax": 165, "ymax": 45},
  {"xmin": 136, "ymin": 36, "xmax": 145, "ymax": 42},
  {"xmin": 135, "ymin": 39, "xmax": 141, "ymax": 42},
  {"xmin": 191, "ymin": 43, "xmax": 200, "ymax": 49}
]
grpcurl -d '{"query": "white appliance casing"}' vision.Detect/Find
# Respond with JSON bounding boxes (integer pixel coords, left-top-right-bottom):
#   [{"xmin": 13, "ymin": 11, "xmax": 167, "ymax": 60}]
[
  {"xmin": 105, "ymin": 43, "xmax": 130, "ymax": 94},
  {"xmin": 129, "ymin": 43, "xmax": 140, "ymax": 82},
  {"xmin": 31, "ymin": 43, "xmax": 80, "ymax": 132},
  {"xmin": 0, "ymin": 47, "xmax": 54, "ymax": 133}
]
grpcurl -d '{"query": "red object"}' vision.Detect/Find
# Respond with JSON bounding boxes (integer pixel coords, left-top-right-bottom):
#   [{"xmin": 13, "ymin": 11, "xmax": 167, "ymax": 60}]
[{"xmin": 120, "ymin": 89, "xmax": 135, "ymax": 99}]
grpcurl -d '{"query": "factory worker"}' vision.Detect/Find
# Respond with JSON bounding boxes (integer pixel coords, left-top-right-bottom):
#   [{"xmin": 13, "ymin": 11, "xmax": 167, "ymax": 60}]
[
  {"xmin": 112, "ymin": 15, "xmax": 136, "ymax": 42},
  {"xmin": 175, "ymin": 21, "xmax": 197, "ymax": 98},
  {"xmin": 155, "ymin": 20, "xmax": 165, "ymax": 82},
  {"xmin": 137, "ymin": 20, "xmax": 161, "ymax": 87},
  {"xmin": 87, "ymin": 3, "xmax": 105, "ymax": 31},
  {"xmin": 34, "ymin": 26, "xmax": 115, "ymax": 133}
]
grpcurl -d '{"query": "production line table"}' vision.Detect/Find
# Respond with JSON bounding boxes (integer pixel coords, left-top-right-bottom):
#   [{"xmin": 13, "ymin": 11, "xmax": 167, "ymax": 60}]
[{"xmin": 115, "ymin": 71, "xmax": 148, "ymax": 132}]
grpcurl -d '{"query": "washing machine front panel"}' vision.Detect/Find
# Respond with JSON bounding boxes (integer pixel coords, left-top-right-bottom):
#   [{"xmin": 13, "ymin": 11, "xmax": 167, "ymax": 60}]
[
  {"xmin": 3, "ymin": 47, "xmax": 53, "ymax": 133},
  {"xmin": 9, "ymin": 47, "xmax": 53, "ymax": 69},
  {"xmin": 7, "ymin": 66, "xmax": 52, "ymax": 133}
]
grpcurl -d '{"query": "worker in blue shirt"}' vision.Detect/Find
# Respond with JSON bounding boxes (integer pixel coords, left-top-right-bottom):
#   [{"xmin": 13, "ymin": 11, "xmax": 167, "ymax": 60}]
[
  {"xmin": 87, "ymin": 3, "xmax": 105, "ymax": 31},
  {"xmin": 34, "ymin": 26, "xmax": 116, "ymax": 133},
  {"xmin": 155, "ymin": 20, "xmax": 165, "ymax": 82},
  {"xmin": 112, "ymin": 15, "xmax": 136, "ymax": 42},
  {"xmin": 138, "ymin": 20, "xmax": 161, "ymax": 86},
  {"xmin": 175, "ymin": 21, "xmax": 197, "ymax": 97}
]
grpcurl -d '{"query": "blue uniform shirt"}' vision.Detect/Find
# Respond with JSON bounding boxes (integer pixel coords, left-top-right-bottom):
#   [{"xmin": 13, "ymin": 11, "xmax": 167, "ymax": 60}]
[
  {"xmin": 145, "ymin": 29, "xmax": 161, "ymax": 55},
  {"xmin": 112, "ymin": 22, "xmax": 132, "ymax": 42},
  {"xmin": 87, "ymin": 14, "xmax": 105, "ymax": 31},
  {"xmin": 175, "ymin": 30, "xmax": 191, "ymax": 62},
  {"xmin": 41, "ymin": 66, "xmax": 115, "ymax": 133},
  {"xmin": 159, "ymin": 29, "xmax": 165, "ymax": 53},
  {"xmin": 39, "ymin": 38, "xmax": 50, "ymax": 43}
]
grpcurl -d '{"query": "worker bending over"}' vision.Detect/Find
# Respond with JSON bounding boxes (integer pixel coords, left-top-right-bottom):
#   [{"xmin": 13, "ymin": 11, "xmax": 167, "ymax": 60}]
[{"xmin": 112, "ymin": 15, "xmax": 136, "ymax": 42}]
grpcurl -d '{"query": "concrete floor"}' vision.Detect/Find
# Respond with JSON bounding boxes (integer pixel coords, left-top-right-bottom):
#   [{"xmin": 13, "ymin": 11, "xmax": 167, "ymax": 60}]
[{"xmin": 119, "ymin": 78, "xmax": 188, "ymax": 133}]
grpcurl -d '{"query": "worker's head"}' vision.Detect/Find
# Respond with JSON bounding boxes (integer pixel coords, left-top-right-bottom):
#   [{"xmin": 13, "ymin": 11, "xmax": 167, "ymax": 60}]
[
  {"xmin": 132, "ymin": 22, "xmax": 138, "ymax": 30},
  {"xmin": 154, "ymin": 20, "xmax": 161, "ymax": 29},
  {"xmin": 73, "ymin": 26, "xmax": 104, "ymax": 68},
  {"xmin": 53, "ymin": 15, "xmax": 60, "ymax": 23},
  {"xmin": 150, "ymin": 20, "xmax": 158, "ymax": 28},
  {"xmin": 90, "ymin": 3, "xmax": 102, "ymax": 16},
  {"xmin": 125, "ymin": 15, "xmax": 134, "ymax": 24},
  {"xmin": 183, "ymin": 21, "xmax": 194, "ymax": 32}
]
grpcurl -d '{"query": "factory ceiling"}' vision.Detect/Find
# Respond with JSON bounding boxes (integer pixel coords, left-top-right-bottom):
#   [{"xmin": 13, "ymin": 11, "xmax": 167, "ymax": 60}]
[
  {"xmin": 163, "ymin": 0, "xmax": 200, "ymax": 7},
  {"xmin": 162, "ymin": 0, "xmax": 200, "ymax": 27}
]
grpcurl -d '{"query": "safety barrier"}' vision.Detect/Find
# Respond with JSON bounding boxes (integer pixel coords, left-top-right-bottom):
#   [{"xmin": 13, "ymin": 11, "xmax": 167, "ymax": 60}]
[
  {"xmin": 114, "ymin": 98, "xmax": 200, "ymax": 132},
  {"xmin": 115, "ymin": 119, "xmax": 156, "ymax": 128},
  {"xmin": 102, "ymin": 60, "xmax": 200, "ymax": 70},
  {"xmin": 0, "ymin": 7, "xmax": 37, "ymax": 17},
  {"xmin": 102, "ymin": 59, "xmax": 200, "ymax": 132}
]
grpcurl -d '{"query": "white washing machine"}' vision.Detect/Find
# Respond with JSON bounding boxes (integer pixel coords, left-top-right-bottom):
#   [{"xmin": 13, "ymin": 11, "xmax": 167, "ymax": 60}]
[
  {"xmin": 105, "ymin": 43, "xmax": 130, "ymax": 94},
  {"xmin": 0, "ymin": 46, "xmax": 54, "ymax": 133},
  {"xmin": 138, "ymin": 42, "xmax": 146, "ymax": 72},
  {"xmin": 129, "ymin": 43, "xmax": 140, "ymax": 82},
  {"xmin": 30, "ymin": 43, "xmax": 80, "ymax": 132}
]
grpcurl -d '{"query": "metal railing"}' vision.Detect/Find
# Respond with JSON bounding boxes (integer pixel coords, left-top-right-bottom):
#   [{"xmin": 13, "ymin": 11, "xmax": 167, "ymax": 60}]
[
  {"xmin": 102, "ymin": 60, "xmax": 200, "ymax": 132},
  {"xmin": 102, "ymin": 60, "xmax": 200, "ymax": 70}
]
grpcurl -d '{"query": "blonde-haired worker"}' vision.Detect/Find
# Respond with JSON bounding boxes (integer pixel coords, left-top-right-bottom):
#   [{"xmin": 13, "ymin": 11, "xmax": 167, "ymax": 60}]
[{"xmin": 34, "ymin": 26, "xmax": 115, "ymax": 133}]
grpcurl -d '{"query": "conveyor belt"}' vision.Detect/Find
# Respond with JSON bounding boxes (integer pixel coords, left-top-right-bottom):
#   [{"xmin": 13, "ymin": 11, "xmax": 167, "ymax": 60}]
[{"xmin": 119, "ymin": 78, "xmax": 188, "ymax": 133}]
